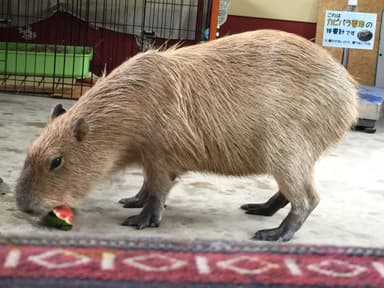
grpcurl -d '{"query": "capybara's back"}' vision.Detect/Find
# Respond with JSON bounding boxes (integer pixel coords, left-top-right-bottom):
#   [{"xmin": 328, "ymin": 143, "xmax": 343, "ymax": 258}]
[
  {"xmin": 16, "ymin": 30, "xmax": 358, "ymax": 241},
  {"xmin": 145, "ymin": 30, "xmax": 358, "ymax": 177}
]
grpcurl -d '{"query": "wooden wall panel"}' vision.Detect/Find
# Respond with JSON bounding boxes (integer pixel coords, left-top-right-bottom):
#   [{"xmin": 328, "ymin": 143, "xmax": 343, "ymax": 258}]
[
  {"xmin": 220, "ymin": 16, "xmax": 317, "ymax": 40},
  {"xmin": 316, "ymin": 0, "xmax": 384, "ymax": 86}
]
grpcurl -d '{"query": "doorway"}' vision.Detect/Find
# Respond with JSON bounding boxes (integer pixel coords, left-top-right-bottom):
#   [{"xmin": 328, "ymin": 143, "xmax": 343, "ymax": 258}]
[{"xmin": 375, "ymin": 10, "xmax": 384, "ymax": 87}]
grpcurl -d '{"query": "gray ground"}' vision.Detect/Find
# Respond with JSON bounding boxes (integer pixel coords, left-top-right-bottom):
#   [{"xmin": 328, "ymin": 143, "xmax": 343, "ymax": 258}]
[{"xmin": 1, "ymin": 92, "xmax": 383, "ymax": 247}]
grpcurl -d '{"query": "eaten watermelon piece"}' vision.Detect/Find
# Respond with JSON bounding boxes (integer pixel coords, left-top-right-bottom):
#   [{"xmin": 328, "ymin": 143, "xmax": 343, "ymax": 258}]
[{"xmin": 40, "ymin": 205, "xmax": 73, "ymax": 231}]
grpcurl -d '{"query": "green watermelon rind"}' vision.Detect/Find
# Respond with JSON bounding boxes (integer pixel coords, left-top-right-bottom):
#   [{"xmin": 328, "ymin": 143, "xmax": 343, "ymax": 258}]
[{"xmin": 40, "ymin": 211, "xmax": 73, "ymax": 231}]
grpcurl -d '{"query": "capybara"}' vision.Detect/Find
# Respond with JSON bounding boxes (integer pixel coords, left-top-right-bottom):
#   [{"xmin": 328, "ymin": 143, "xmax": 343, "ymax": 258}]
[{"xmin": 16, "ymin": 30, "xmax": 358, "ymax": 241}]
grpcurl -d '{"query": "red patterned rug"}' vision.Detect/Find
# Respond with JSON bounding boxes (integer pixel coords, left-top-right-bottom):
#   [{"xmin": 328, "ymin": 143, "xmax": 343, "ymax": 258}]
[{"xmin": 0, "ymin": 235, "xmax": 383, "ymax": 287}]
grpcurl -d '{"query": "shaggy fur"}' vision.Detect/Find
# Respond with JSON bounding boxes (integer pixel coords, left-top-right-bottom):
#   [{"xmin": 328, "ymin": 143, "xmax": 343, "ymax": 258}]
[{"xmin": 16, "ymin": 30, "xmax": 358, "ymax": 241}]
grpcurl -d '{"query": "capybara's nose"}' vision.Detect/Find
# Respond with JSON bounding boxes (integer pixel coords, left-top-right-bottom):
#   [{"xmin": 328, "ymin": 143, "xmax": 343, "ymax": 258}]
[
  {"xmin": 15, "ymin": 166, "xmax": 36, "ymax": 213},
  {"xmin": 16, "ymin": 198, "xmax": 34, "ymax": 214},
  {"xmin": 15, "ymin": 188, "xmax": 35, "ymax": 215},
  {"xmin": 22, "ymin": 207, "xmax": 35, "ymax": 214}
]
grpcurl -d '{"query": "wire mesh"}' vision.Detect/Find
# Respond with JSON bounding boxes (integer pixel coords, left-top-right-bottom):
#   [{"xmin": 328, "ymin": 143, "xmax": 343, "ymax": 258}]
[{"xmin": 0, "ymin": 0, "xmax": 209, "ymax": 99}]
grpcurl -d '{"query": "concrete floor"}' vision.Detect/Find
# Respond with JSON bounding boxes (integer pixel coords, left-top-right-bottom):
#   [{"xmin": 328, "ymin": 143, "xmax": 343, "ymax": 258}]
[{"xmin": 1, "ymin": 92, "xmax": 384, "ymax": 247}]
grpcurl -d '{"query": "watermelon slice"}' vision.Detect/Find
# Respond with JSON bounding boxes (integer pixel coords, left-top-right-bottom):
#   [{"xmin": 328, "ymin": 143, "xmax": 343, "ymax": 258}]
[{"xmin": 40, "ymin": 205, "xmax": 73, "ymax": 231}]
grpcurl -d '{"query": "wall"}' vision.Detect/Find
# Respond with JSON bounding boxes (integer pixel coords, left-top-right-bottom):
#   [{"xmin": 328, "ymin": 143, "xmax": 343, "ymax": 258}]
[
  {"xmin": 229, "ymin": 0, "xmax": 318, "ymax": 23},
  {"xmin": 220, "ymin": 0, "xmax": 318, "ymax": 40},
  {"xmin": 315, "ymin": 0, "xmax": 384, "ymax": 86}
]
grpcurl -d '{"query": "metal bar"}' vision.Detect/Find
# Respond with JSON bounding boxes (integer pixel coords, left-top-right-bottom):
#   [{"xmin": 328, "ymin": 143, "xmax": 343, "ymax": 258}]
[
  {"xmin": 195, "ymin": 0, "xmax": 204, "ymax": 41},
  {"xmin": 342, "ymin": 0, "xmax": 358, "ymax": 68}
]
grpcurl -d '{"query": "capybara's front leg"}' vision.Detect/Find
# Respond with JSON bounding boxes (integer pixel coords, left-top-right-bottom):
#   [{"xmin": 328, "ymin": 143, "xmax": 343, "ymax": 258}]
[
  {"xmin": 253, "ymin": 171, "xmax": 319, "ymax": 241},
  {"xmin": 119, "ymin": 172, "xmax": 177, "ymax": 208},
  {"xmin": 121, "ymin": 168, "xmax": 174, "ymax": 229},
  {"xmin": 122, "ymin": 195, "xmax": 163, "ymax": 229},
  {"xmin": 119, "ymin": 181, "xmax": 148, "ymax": 208},
  {"xmin": 241, "ymin": 191, "xmax": 289, "ymax": 216}
]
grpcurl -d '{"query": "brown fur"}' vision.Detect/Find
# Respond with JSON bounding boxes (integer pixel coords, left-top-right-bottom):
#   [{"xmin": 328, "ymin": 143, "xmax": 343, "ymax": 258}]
[{"xmin": 16, "ymin": 30, "xmax": 358, "ymax": 240}]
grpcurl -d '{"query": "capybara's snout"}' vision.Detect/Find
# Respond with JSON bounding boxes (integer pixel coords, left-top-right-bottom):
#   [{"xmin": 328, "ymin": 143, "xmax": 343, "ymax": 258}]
[{"xmin": 15, "ymin": 166, "xmax": 41, "ymax": 215}]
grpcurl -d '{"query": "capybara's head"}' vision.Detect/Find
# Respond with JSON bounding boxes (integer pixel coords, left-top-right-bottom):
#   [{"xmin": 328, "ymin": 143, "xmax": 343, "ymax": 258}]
[{"xmin": 16, "ymin": 104, "xmax": 91, "ymax": 214}]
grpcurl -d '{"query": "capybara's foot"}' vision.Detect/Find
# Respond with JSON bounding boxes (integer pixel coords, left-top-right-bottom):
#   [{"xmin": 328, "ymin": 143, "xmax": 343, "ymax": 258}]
[
  {"xmin": 119, "ymin": 183, "xmax": 149, "ymax": 208},
  {"xmin": 121, "ymin": 196, "xmax": 162, "ymax": 229},
  {"xmin": 241, "ymin": 191, "xmax": 289, "ymax": 216},
  {"xmin": 119, "ymin": 196, "xmax": 145, "ymax": 208},
  {"xmin": 252, "ymin": 189, "xmax": 318, "ymax": 242},
  {"xmin": 253, "ymin": 224, "xmax": 295, "ymax": 242},
  {"xmin": 122, "ymin": 214, "xmax": 160, "ymax": 229},
  {"xmin": 119, "ymin": 196, "xmax": 167, "ymax": 209}
]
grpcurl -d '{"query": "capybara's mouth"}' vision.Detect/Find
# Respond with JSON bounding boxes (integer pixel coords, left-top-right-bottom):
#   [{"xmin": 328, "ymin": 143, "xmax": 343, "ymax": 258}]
[
  {"xmin": 16, "ymin": 197, "xmax": 52, "ymax": 216},
  {"xmin": 20, "ymin": 206, "xmax": 47, "ymax": 216}
]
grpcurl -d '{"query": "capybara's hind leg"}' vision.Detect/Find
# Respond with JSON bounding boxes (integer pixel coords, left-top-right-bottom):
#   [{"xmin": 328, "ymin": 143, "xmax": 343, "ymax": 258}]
[
  {"xmin": 121, "ymin": 168, "xmax": 174, "ymax": 229},
  {"xmin": 241, "ymin": 191, "xmax": 289, "ymax": 216},
  {"xmin": 119, "ymin": 181, "xmax": 148, "ymax": 208},
  {"xmin": 253, "ymin": 171, "xmax": 319, "ymax": 241}
]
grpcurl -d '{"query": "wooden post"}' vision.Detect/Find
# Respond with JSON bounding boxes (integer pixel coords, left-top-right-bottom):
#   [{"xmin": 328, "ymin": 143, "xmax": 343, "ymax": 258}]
[{"xmin": 209, "ymin": 0, "xmax": 220, "ymax": 40}]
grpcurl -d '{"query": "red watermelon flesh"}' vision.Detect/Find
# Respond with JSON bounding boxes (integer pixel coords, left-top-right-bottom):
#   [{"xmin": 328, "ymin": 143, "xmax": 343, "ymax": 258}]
[
  {"xmin": 40, "ymin": 204, "xmax": 73, "ymax": 230},
  {"xmin": 52, "ymin": 205, "xmax": 73, "ymax": 224}
]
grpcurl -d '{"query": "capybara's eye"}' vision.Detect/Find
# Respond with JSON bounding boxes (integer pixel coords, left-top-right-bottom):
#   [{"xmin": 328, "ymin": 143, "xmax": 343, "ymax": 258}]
[{"xmin": 50, "ymin": 157, "xmax": 62, "ymax": 171}]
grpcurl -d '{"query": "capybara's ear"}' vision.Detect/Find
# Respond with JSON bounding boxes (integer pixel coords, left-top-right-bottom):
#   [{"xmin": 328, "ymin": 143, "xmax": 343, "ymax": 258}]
[
  {"xmin": 51, "ymin": 104, "xmax": 66, "ymax": 120},
  {"xmin": 70, "ymin": 118, "xmax": 89, "ymax": 142}
]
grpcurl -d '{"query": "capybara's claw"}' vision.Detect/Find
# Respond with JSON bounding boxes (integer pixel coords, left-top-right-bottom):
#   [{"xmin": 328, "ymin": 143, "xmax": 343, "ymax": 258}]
[
  {"xmin": 253, "ymin": 229, "xmax": 281, "ymax": 241},
  {"xmin": 242, "ymin": 204, "xmax": 275, "ymax": 216},
  {"xmin": 124, "ymin": 202, "xmax": 145, "ymax": 209},
  {"xmin": 121, "ymin": 196, "xmax": 162, "ymax": 229},
  {"xmin": 122, "ymin": 214, "xmax": 146, "ymax": 228},
  {"xmin": 242, "ymin": 192, "xmax": 289, "ymax": 216},
  {"xmin": 119, "ymin": 197, "xmax": 145, "ymax": 208},
  {"xmin": 240, "ymin": 203, "xmax": 251, "ymax": 210},
  {"xmin": 118, "ymin": 197, "xmax": 130, "ymax": 204},
  {"xmin": 253, "ymin": 225, "xmax": 295, "ymax": 242},
  {"xmin": 246, "ymin": 208, "xmax": 274, "ymax": 216},
  {"xmin": 121, "ymin": 213, "xmax": 160, "ymax": 229}
]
